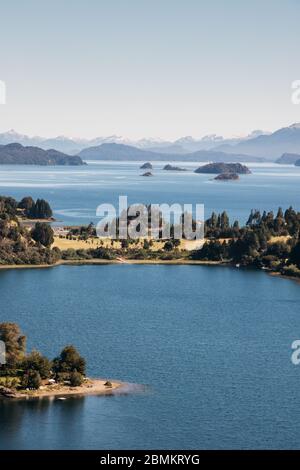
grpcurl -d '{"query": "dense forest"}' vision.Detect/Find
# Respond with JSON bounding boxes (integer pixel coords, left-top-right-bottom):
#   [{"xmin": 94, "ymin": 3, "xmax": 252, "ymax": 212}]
[
  {"xmin": 0, "ymin": 195, "xmax": 59, "ymax": 265},
  {"xmin": 1, "ymin": 193, "xmax": 300, "ymax": 278},
  {"xmin": 193, "ymin": 207, "xmax": 300, "ymax": 278}
]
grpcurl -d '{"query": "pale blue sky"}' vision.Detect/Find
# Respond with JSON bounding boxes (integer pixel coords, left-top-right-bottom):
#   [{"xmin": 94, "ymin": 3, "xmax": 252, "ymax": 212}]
[{"xmin": 0, "ymin": 0, "xmax": 300, "ymax": 139}]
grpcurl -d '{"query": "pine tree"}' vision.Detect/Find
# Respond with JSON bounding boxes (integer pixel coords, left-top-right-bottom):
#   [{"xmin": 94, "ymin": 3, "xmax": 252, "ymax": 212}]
[{"xmin": 29, "ymin": 199, "xmax": 52, "ymax": 219}]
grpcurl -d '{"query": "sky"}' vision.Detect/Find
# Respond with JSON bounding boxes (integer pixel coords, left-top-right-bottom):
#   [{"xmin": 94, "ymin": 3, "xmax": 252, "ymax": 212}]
[{"xmin": 0, "ymin": 0, "xmax": 300, "ymax": 140}]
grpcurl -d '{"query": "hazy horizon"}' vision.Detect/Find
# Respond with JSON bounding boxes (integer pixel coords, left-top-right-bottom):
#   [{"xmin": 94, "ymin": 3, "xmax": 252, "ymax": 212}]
[{"xmin": 0, "ymin": 125, "xmax": 276, "ymax": 142}]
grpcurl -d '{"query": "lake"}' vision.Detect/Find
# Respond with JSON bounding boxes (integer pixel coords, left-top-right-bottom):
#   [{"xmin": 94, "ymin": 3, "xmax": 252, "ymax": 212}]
[
  {"xmin": 1, "ymin": 161, "xmax": 300, "ymax": 449},
  {"xmin": 0, "ymin": 264, "xmax": 300, "ymax": 449},
  {"xmin": 0, "ymin": 161, "xmax": 300, "ymax": 225}
]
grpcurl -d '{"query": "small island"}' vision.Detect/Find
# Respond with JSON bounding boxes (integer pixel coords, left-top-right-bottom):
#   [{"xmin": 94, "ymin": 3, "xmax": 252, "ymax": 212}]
[
  {"xmin": 214, "ymin": 172, "xmax": 239, "ymax": 181},
  {"xmin": 0, "ymin": 323, "xmax": 121, "ymax": 399},
  {"xmin": 140, "ymin": 162, "xmax": 152, "ymax": 169},
  {"xmin": 163, "ymin": 164, "xmax": 187, "ymax": 171},
  {"xmin": 194, "ymin": 162, "xmax": 251, "ymax": 174},
  {"xmin": 141, "ymin": 171, "xmax": 153, "ymax": 177}
]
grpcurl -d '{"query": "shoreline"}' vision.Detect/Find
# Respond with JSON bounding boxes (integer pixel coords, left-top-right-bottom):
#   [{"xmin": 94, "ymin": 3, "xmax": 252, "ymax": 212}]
[
  {"xmin": 0, "ymin": 258, "xmax": 224, "ymax": 270},
  {"xmin": 0, "ymin": 378, "xmax": 128, "ymax": 401},
  {"xmin": 0, "ymin": 258, "xmax": 299, "ymax": 283}
]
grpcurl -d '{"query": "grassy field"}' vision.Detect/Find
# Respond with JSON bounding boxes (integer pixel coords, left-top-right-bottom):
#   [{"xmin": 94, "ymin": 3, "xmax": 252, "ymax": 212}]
[
  {"xmin": 52, "ymin": 234, "xmax": 287, "ymax": 253},
  {"xmin": 52, "ymin": 236, "xmax": 204, "ymax": 251},
  {"xmin": 269, "ymin": 235, "xmax": 291, "ymax": 244}
]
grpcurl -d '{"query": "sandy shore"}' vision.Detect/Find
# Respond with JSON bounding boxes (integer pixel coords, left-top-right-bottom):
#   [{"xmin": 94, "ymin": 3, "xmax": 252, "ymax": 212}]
[
  {"xmin": 268, "ymin": 271, "xmax": 300, "ymax": 284},
  {"xmin": 3, "ymin": 378, "xmax": 125, "ymax": 400},
  {"xmin": 0, "ymin": 258, "xmax": 222, "ymax": 270},
  {"xmin": 1, "ymin": 258, "xmax": 299, "ymax": 283}
]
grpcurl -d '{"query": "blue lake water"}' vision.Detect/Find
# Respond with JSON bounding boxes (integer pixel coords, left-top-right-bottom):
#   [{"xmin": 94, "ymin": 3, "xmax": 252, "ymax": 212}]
[
  {"xmin": 0, "ymin": 161, "xmax": 300, "ymax": 225},
  {"xmin": 0, "ymin": 264, "xmax": 300, "ymax": 450},
  {"xmin": 1, "ymin": 162, "xmax": 300, "ymax": 449}
]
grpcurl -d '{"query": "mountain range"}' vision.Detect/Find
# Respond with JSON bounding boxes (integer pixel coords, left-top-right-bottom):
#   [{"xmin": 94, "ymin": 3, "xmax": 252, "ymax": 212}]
[
  {"xmin": 1, "ymin": 123, "xmax": 300, "ymax": 161},
  {"xmin": 0, "ymin": 128, "xmax": 270, "ymax": 155},
  {"xmin": 78, "ymin": 143, "xmax": 262, "ymax": 163},
  {"xmin": 216, "ymin": 124, "xmax": 300, "ymax": 159}
]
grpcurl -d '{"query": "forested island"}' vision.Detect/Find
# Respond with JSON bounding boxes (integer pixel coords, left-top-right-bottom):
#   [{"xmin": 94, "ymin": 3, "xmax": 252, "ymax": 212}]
[
  {"xmin": 0, "ymin": 323, "xmax": 119, "ymax": 398},
  {"xmin": 195, "ymin": 162, "xmax": 251, "ymax": 174},
  {"xmin": 140, "ymin": 162, "xmax": 152, "ymax": 169},
  {"xmin": 1, "ymin": 193, "xmax": 300, "ymax": 280},
  {"xmin": 214, "ymin": 173, "xmax": 239, "ymax": 181},
  {"xmin": 163, "ymin": 164, "xmax": 187, "ymax": 171}
]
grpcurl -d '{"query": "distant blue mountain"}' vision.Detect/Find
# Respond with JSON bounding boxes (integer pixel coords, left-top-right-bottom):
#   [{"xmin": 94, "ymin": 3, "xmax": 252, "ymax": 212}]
[
  {"xmin": 2, "ymin": 125, "xmax": 300, "ymax": 160},
  {"xmin": 0, "ymin": 129, "xmax": 268, "ymax": 155},
  {"xmin": 216, "ymin": 124, "xmax": 300, "ymax": 160},
  {"xmin": 78, "ymin": 143, "xmax": 263, "ymax": 163},
  {"xmin": 0, "ymin": 143, "xmax": 84, "ymax": 165}
]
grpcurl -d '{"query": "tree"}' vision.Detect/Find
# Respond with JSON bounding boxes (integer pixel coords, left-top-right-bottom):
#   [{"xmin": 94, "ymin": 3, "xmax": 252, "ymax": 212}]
[
  {"xmin": 289, "ymin": 240, "xmax": 300, "ymax": 268},
  {"xmin": 86, "ymin": 222, "xmax": 95, "ymax": 236},
  {"xmin": 247, "ymin": 209, "xmax": 261, "ymax": 227},
  {"xmin": 21, "ymin": 369, "xmax": 41, "ymax": 389},
  {"xmin": 53, "ymin": 345, "xmax": 86, "ymax": 378},
  {"xmin": 0, "ymin": 196, "xmax": 18, "ymax": 217},
  {"xmin": 121, "ymin": 239, "xmax": 129, "ymax": 249},
  {"xmin": 70, "ymin": 370, "xmax": 84, "ymax": 386},
  {"xmin": 31, "ymin": 222, "xmax": 54, "ymax": 247},
  {"xmin": 228, "ymin": 229, "xmax": 261, "ymax": 263},
  {"xmin": 220, "ymin": 211, "xmax": 230, "ymax": 230},
  {"xmin": 277, "ymin": 207, "xmax": 284, "ymax": 219},
  {"xmin": 267, "ymin": 242, "xmax": 290, "ymax": 259},
  {"xmin": 284, "ymin": 207, "xmax": 300, "ymax": 236},
  {"xmin": 274, "ymin": 207, "xmax": 285, "ymax": 234},
  {"xmin": 192, "ymin": 240, "xmax": 228, "ymax": 261},
  {"xmin": 0, "ymin": 323, "xmax": 26, "ymax": 369},
  {"xmin": 21, "ymin": 350, "xmax": 51, "ymax": 379},
  {"xmin": 18, "ymin": 196, "xmax": 34, "ymax": 214},
  {"xmin": 210, "ymin": 212, "xmax": 218, "ymax": 228},
  {"xmin": 29, "ymin": 199, "xmax": 52, "ymax": 219},
  {"xmin": 143, "ymin": 239, "xmax": 150, "ymax": 250},
  {"xmin": 163, "ymin": 241, "xmax": 174, "ymax": 251}
]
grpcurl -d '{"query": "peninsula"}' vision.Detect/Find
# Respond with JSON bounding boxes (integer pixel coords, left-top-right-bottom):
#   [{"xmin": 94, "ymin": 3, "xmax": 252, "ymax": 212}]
[
  {"xmin": 0, "ymin": 143, "xmax": 85, "ymax": 166},
  {"xmin": 0, "ymin": 323, "xmax": 122, "ymax": 399},
  {"xmin": 1, "ymin": 194, "xmax": 300, "ymax": 281}
]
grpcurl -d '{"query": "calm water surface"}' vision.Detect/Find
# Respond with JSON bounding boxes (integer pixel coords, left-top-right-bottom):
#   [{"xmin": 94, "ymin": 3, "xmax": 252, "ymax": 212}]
[
  {"xmin": 0, "ymin": 265, "xmax": 300, "ymax": 449},
  {"xmin": 0, "ymin": 161, "xmax": 299, "ymax": 224},
  {"xmin": 1, "ymin": 163, "xmax": 300, "ymax": 449}
]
